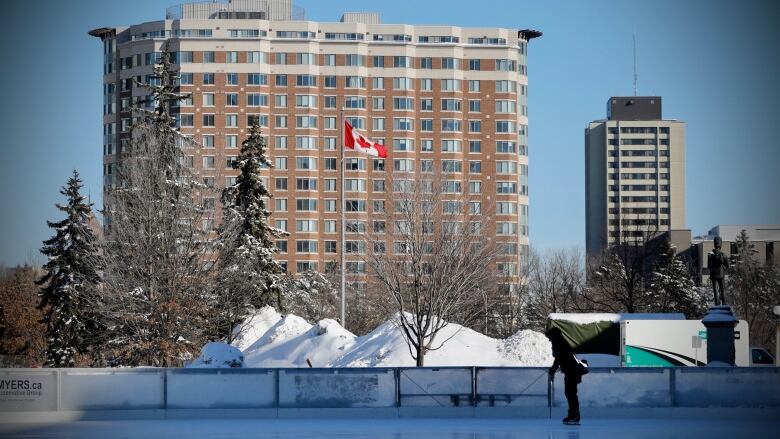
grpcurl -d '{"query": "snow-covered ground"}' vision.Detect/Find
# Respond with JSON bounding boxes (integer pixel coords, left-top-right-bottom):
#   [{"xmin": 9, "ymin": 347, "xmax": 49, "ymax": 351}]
[
  {"xmin": 1, "ymin": 418, "xmax": 776, "ymax": 439},
  {"xmin": 215, "ymin": 307, "xmax": 555, "ymax": 368}
]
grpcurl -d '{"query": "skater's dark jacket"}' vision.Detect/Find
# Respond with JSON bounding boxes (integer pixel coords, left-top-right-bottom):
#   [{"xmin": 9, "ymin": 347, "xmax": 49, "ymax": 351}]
[{"xmin": 547, "ymin": 327, "xmax": 584, "ymax": 383}]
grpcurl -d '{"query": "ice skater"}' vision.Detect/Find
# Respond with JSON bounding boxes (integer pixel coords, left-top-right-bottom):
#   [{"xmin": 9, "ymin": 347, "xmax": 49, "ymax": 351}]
[{"xmin": 547, "ymin": 327, "xmax": 587, "ymax": 425}]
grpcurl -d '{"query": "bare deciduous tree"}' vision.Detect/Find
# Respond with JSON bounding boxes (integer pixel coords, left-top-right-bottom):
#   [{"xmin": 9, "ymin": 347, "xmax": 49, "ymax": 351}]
[
  {"xmin": 362, "ymin": 178, "xmax": 502, "ymax": 366},
  {"xmin": 523, "ymin": 248, "xmax": 585, "ymax": 332}
]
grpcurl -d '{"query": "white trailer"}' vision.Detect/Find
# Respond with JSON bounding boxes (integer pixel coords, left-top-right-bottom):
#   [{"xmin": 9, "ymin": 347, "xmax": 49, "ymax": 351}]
[{"xmin": 620, "ymin": 319, "xmax": 750, "ymax": 367}]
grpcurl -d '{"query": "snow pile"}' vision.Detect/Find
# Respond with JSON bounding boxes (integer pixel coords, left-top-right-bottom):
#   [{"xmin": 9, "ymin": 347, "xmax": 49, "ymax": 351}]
[
  {"xmin": 499, "ymin": 329, "xmax": 554, "ymax": 366},
  {"xmin": 231, "ymin": 306, "xmax": 282, "ymax": 351},
  {"xmin": 234, "ymin": 310, "xmax": 554, "ymax": 368},
  {"xmin": 242, "ymin": 315, "xmax": 356, "ymax": 367},
  {"xmin": 188, "ymin": 342, "xmax": 245, "ymax": 368}
]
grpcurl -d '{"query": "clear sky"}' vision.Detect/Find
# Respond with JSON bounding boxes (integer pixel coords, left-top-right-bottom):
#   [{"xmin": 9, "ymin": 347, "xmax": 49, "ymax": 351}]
[{"xmin": 1, "ymin": 0, "xmax": 779, "ymax": 266}]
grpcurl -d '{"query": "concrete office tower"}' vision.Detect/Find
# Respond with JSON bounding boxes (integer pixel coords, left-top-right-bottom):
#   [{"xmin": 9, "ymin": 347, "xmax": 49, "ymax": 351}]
[
  {"xmin": 90, "ymin": 0, "xmax": 540, "ymax": 288},
  {"xmin": 585, "ymin": 97, "xmax": 686, "ymax": 258}
]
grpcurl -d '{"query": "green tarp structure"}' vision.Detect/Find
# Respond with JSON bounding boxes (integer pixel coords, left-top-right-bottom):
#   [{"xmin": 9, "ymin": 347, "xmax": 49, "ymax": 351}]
[{"xmin": 545, "ymin": 319, "xmax": 620, "ymax": 356}]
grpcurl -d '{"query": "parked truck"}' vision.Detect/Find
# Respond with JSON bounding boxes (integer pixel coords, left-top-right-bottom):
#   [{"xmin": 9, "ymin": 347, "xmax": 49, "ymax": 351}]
[{"xmin": 546, "ymin": 313, "xmax": 771, "ymax": 367}]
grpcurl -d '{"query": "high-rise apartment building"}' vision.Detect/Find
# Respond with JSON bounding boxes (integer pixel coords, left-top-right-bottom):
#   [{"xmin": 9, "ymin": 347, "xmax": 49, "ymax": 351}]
[
  {"xmin": 90, "ymin": 0, "xmax": 539, "ymax": 284},
  {"xmin": 585, "ymin": 96, "xmax": 686, "ymax": 257}
]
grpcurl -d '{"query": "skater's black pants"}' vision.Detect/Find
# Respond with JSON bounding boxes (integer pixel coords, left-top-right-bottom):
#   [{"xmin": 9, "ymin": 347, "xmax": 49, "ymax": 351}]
[{"xmin": 564, "ymin": 377, "xmax": 579, "ymax": 415}]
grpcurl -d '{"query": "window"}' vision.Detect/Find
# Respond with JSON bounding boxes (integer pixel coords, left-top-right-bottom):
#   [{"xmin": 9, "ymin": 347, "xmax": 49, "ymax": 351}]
[
  {"xmin": 496, "ymin": 120, "xmax": 516, "ymax": 133},
  {"xmin": 441, "ymin": 119, "xmax": 461, "ymax": 132},
  {"xmin": 324, "ymin": 179, "xmax": 337, "ymax": 191},
  {"xmin": 345, "ymin": 200, "xmax": 366, "ymax": 212},
  {"xmin": 202, "ymin": 135, "xmax": 214, "ymax": 148},
  {"xmin": 275, "ymin": 116, "xmax": 287, "ymax": 128},
  {"xmin": 421, "ymin": 139, "xmax": 433, "ymax": 152},
  {"xmin": 496, "ymin": 80, "xmax": 516, "ymax": 93},
  {"xmin": 296, "ymin": 75, "xmax": 317, "ymax": 87},
  {"xmin": 373, "ymin": 55, "xmax": 385, "ymax": 67},
  {"xmin": 296, "ymin": 240, "xmax": 317, "ymax": 253},
  {"xmin": 296, "ymin": 157, "xmax": 317, "ymax": 170},
  {"xmin": 393, "ymin": 159, "xmax": 414, "ymax": 172},
  {"xmin": 225, "ymin": 93, "xmax": 238, "ymax": 106},
  {"xmin": 275, "ymin": 74, "xmax": 288, "ymax": 86},
  {"xmin": 176, "ymin": 114, "xmax": 194, "ymax": 127},
  {"xmin": 496, "ymin": 182, "xmax": 517, "ymax": 194},
  {"xmin": 296, "ymin": 220, "xmax": 318, "ymax": 232},
  {"xmin": 324, "ymin": 117, "xmax": 337, "ymax": 130},
  {"xmin": 497, "ymin": 223, "xmax": 517, "ymax": 235},
  {"xmin": 421, "ymin": 119, "xmax": 433, "ymax": 131},
  {"xmin": 275, "ymin": 177, "xmax": 288, "ymax": 190},
  {"xmin": 345, "ymin": 76, "xmax": 365, "ymax": 88},
  {"xmin": 496, "ymin": 141, "xmax": 516, "ymax": 153},
  {"xmin": 496, "ymin": 100, "xmax": 516, "ymax": 113},
  {"xmin": 497, "ymin": 202, "xmax": 517, "ymax": 214},
  {"xmin": 296, "ymin": 52, "xmax": 315, "ymax": 65},
  {"xmin": 469, "ymin": 100, "xmax": 481, "ymax": 112},
  {"xmin": 247, "ymin": 93, "xmax": 267, "ymax": 106},
  {"xmin": 373, "ymin": 77, "xmax": 384, "ymax": 89},
  {"xmin": 275, "ymin": 220, "xmax": 288, "ymax": 232},
  {"xmin": 495, "ymin": 59, "xmax": 516, "ymax": 71},
  {"xmin": 324, "ymin": 96, "xmax": 337, "ymax": 108},
  {"xmin": 179, "ymin": 73, "xmax": 193, "ymax": 85},
  {"xmin": 324, "ymin": 76, "xmax": 337, "ymax": 88},
  {"xmin": 325, "ymin": 220, "xmax": 337, "ymax": 233},
  {"xmin": 296, "ymin": 136, "xmax": 317, "ymax": 149},
  {"xmin": 393, "ymin": 56, "xmax": 412, "ymax": 67},
  {"xmin": 296, "ymin": 199, "xmax": 318, "ymax": 211},
  {"xmin": 441, "ymin": 160, "xmax": 462, "ymax": 173},
  {"xmin": 203, "ymin": 73, "xmax": 215, "ymax": 85},
  {"xmin": 469, "ymin": 181, "xmax": 482, "ymax": 194},
  {"xmin": 344, "ymin": 179, "xmax": 367, "ymax": 192},
  {"xmin": 497, "ymin": 161, "xmax": 517, "ymax": 173},
  {"xmin": 468, "ymin": 80, "xmax": 480, "ymax": 92},
  {"xmin": 393, "ymin": 118, "xmax": 414, "ymax": 131},
  {"xmin": 202, "ymin": 156, "xmax": 215, "ymax": 168},
  {"xmin": 420, "ymin": 78, "xmax": 433, "ymax": 91},
  {"xmin": 393, "ymin": 97, "xmax": 414, "ymax": 111},
  {"xmin": 469, "ymin": 161, "xmax": 482, "ymax": 173},
  {"xmin": 226, "ymin": 73, "xmax": 238, "ymax": 85},
  {"xmin": 202, "ymin": 114, "xmax": 215, "ymax": 127},
  {"xmin": 325, "ymin": 199, "xmax": 337, "ymax": 212},
  {"xmin": 324, "ymin": 158, "xmax": 337, "ymax": 170},
  {"xmin": 276, "ymin": 240, "xmax": 288, "ymax": 253},
  {"xmin": 296, "ymin": 95, "xmax": 318, "ymax": 108},
  {"xmin": 325, "ymin": 241, "xmax": 337, "ymax": 254},
  {"xmin": 346, "ymin": 54, "xmax": 364, "ymax": 66},
  {"xmin": 345, "ymin": 96, "xmax": 366, "ymax": 109},
  {"xmin": 275, "ymin": 136, "xmax": 288, "ymax": 149},
  {"xmin": 373, "ymin": 118, "xmax": 385, "ymax": 131},
  {"xmin": 345, "ymin": 158, "xmax": 366, "ymax": 170},
  {"xmin": 373, "ymin": 180, "xmax": 386, "ymax": 192},
  {"xmin": 373, "ymin": 159, "xmax": 385, "ymax": 171},
  {"xmin": 226, "ymin": 51, "xmax": 238, "ymax": 63},
  {"xmin": 468, "ymin": 59, "xmax": 481, "ymax": 70},
  {"xmin": 372, "ymin": 97, "xmax": 385, "ymax": 110},
  {"xmin": 392, "ymin": 138, "xmax": 414, "ymax": 152},
  {"xmin": 247, "ymin": 51, "xmax": 266, "ymax": 63},
  {"xmin": 441, "ymin": 140, "xmax": 462, "ymax": 152},
  {"xmin": 393, "ymin": 77, "xmax": 413, "ymax": 90},
  {"xmin": 275, "ymin": 53, "xmax": 288, "ymax": 65},
  {"xmin": 441, "ymin": 57, "xmax": 459, "ymax": 69},
  {"xmin": 296, "ymin": 116, "xmax": 317, "ymax": 128},
  {"xmin": 297, "ymin": 261, "xmax": 318, "ymax": 272},
  {"xmin": 248, "ymin": 73, "xmax": 267, "ymax": 85},
  {"xmin": 420, "ymin": 57, "xmax": 433, "ymax": 69},
  {"xmin": 203, "ymin": 51, "xmax": 215, "ymax": 63},
  {"xmin": 469, "ymin": 120, "xmax": 481, "ymax": 133},
  {"xmin": 202, "ymin": 93, "xmax": 215, "ymax": 106},
  {"xmin": 420, "ymin": 98, "xmax": 433, "ymax": 111},
  {"xmin": 275, "ymin": 94, "xmax": 287, "ymax": 108},
  {"xmin": 275, "ymin": 157, "xmax": 288, "ymax": 169},
  {"xmin": 441, "ymin": 79, "xmax": 460, "ymax": 91},
  {"xmin": 441, "ymin": 99, "xmax": 461, "ymax": 111}
]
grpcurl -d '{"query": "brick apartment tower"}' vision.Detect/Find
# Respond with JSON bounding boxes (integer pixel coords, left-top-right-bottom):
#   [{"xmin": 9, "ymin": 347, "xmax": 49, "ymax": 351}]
[
  {"xmin": 585, "ymin": 96, "xmax": 686, "ymax": 258},
  {"xmin": 90, "ymin": 0, "xmax": 539, "ymax": 291}
]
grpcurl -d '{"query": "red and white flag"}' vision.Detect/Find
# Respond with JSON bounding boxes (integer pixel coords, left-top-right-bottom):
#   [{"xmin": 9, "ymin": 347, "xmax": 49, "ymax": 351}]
[{"xmin": 344, "ymin": 121, "xmax": 388, "ymax": 158}]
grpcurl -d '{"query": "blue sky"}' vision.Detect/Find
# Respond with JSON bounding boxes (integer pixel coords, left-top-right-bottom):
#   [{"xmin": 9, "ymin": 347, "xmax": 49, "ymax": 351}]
[{"xmin": 0, "ymin": 0, "xmax": 778, "ymax": 266}]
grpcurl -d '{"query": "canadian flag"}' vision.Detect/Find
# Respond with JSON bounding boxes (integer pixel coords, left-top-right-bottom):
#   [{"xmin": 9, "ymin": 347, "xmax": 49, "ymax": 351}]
[{"xmin": 344, "ymin": 121, "xmax": 388, "ymax": 158}]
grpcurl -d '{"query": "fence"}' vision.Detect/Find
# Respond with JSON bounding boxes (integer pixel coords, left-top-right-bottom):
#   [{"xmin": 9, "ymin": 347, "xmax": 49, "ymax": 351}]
[{"xmin": 1, "ymin": 367, "xmax": 778, "ymax": 420}]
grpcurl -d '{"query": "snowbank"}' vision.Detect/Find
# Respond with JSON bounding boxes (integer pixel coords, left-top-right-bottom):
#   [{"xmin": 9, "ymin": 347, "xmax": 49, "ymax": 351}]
[
  {"xmin": 231, "ymin": 306, "xmax": 282, "ymax": 351},
  {"xmin": 234, "ymin": 310, "xmax": 554, "ymax": 368},
  {"xmin": 188, "ymin": 342, "xmax": 245, "ymax": 368}
]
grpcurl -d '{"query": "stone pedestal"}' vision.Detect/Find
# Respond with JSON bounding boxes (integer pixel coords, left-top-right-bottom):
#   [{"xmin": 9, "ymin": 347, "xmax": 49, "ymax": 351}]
[{"xmin": 702, "ymin": 305, "xmax": 738, "ymax": 367}]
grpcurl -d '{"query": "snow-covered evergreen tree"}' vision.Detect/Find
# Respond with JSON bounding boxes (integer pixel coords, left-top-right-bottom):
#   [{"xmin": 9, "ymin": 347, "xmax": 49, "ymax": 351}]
[
  {"xmin": 212, "ymin": 123, "xmax": 287, "ymax": 343},
  {"xmin": 37, "ymin": 170, "xmax": 102, "ymax": 367},
  {"xmin": 281, "ymin": 271, "xmax": 340, "ymax": 324},
  {"xmin": 649, "ymin": 241, "xmax": 706, "ymax": 318},
  {"xmin": 102, "ymin": 42, "xmax": 218, "ymax": 366}
]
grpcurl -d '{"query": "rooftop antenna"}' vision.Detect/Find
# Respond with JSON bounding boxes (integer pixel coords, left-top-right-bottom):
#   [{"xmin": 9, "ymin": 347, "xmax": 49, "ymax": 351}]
[{"xmin": 633, "ymin": 31, "xmax": 638, "ymax": 96}]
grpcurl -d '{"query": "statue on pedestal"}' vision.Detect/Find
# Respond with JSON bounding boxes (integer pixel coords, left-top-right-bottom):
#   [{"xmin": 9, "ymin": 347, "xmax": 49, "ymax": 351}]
[{"xmin": 707, "ymin": 236, "xmax": 729, "ymax": 306}]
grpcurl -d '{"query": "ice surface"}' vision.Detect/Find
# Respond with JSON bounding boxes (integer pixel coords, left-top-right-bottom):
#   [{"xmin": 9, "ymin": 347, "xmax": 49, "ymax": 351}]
[{"xmin": 1, "ymin": 417, "xmax": 776, "ymax": 439}]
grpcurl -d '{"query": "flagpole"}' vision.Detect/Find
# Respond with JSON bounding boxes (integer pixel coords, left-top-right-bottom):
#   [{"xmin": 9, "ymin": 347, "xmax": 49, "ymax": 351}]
[{"xmin": 339, "ymin": 108, "xmax": 346, "ymax": 329}]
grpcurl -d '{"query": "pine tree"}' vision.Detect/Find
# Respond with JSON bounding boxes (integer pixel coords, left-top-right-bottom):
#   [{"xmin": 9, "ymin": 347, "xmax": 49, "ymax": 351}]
[
  {"xmin": 37, "ymin": 171, "xmax": 102, "ymax": 367},
  {"xmin": 649, "ymin": 241, "xmax": 706, "ymax": 318},
  {"xmin": 212, "ymin": 123, "xmax": 286, "ymax": 343},
  {"xmin": 102, "ymin": 41, "xmax": 218, "ymax": 366}
]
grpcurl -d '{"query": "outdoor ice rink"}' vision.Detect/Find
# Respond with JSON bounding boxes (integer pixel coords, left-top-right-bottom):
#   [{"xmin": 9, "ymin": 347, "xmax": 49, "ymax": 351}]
[{"xmin": 1, "ymin": 417, "xmax": 778, "ymax": 439}]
